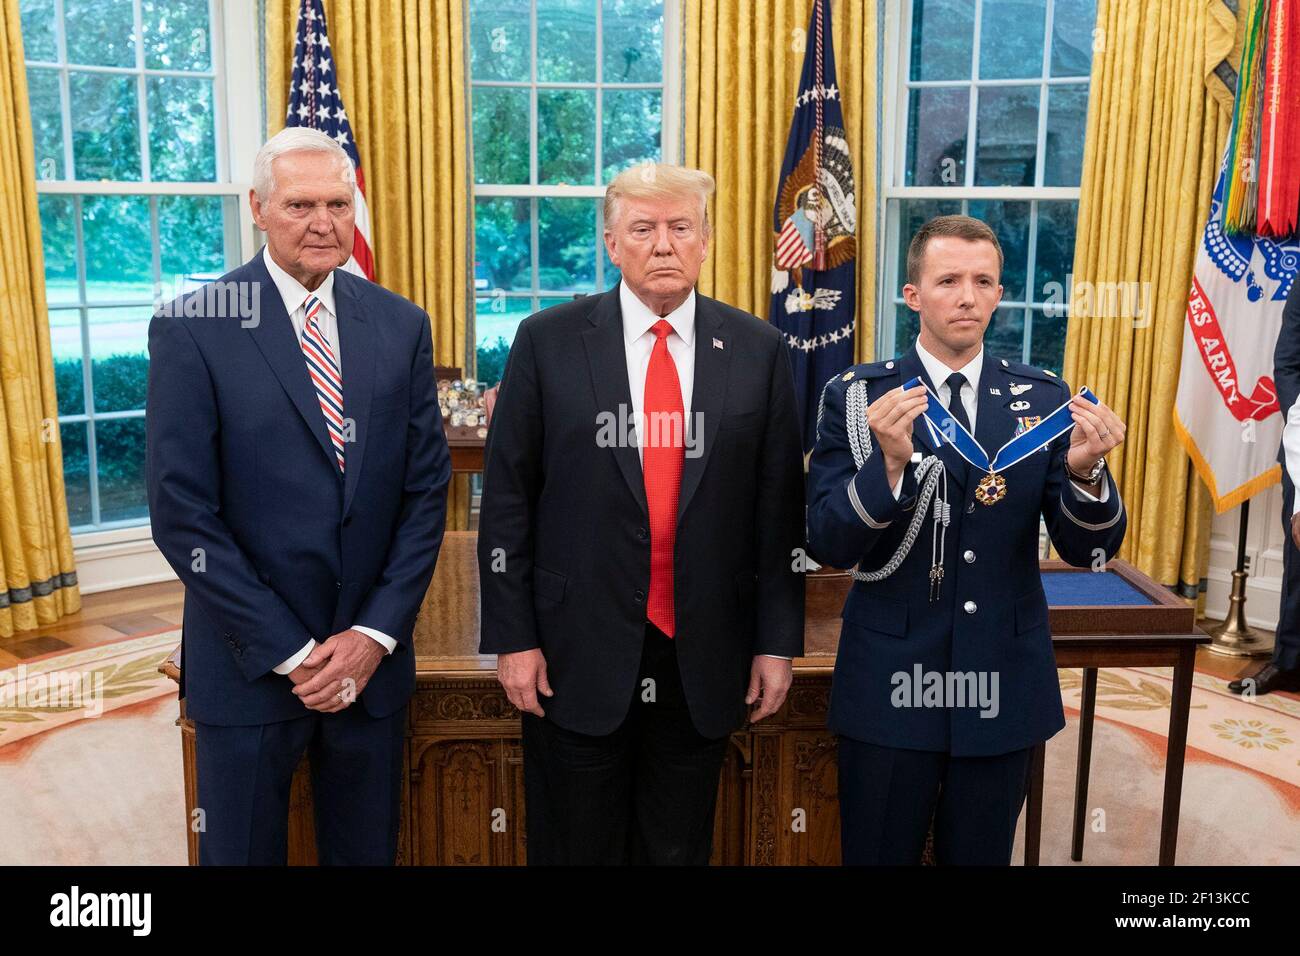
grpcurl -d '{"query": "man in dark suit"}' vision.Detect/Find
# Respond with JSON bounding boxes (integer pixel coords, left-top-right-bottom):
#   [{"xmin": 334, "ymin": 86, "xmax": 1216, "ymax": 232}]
[
  {"xmin": 1230, "ymin": 277, "xmax": 1300, "ymax": 696},
  {"xmin": 146, "ymin": 127, "xmax": 451, "ymax": 865},
  {"xmin": 478, "ymin": 163, "xmax": 806, "ymax": 865},
  {"xmin": 807, "ymin": 215, "xmax": 1128, "ymax": 864}
]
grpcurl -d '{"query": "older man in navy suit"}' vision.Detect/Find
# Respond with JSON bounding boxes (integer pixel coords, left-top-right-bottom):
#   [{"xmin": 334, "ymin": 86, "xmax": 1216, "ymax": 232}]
[
  {"xmin": 808, "ymin": 215, "xmax": 1128, "ymax": 865},
  {"xmin": 146, "ymin": 127, "xmax": 451, "ymax": 865}
]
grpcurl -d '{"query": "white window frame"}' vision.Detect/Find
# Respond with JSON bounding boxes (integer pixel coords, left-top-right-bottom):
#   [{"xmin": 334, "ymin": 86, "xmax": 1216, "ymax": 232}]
[
  {"xmin": 469, "ymin": 0, "xmax": 683, "ymax": 364},
  {"xmin": 21, "ymin": 0, "xmax": 262, "ymax": 568},
  {"xmin": 878, "ymin": 0, "xmax": 1088, "ymax": 361}
]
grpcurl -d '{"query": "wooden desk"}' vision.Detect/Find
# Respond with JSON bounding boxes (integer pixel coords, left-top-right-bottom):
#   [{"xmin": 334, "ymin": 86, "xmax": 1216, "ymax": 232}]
[{"xmin": 164, "ymin": 538, "xmax": 1201, "ymax": 865}]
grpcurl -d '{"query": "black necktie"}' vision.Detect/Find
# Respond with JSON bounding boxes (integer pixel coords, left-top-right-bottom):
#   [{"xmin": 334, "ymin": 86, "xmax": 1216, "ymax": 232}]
[{"xmin": 945, "ymin": 372, "xmax": 972, "ymax": 434}]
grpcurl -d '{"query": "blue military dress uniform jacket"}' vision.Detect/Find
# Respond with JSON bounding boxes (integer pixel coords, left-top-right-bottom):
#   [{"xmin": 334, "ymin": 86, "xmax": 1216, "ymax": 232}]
[{"xmin": 807, "ymin": 346, "xmax": 1127, "ymax": 756}]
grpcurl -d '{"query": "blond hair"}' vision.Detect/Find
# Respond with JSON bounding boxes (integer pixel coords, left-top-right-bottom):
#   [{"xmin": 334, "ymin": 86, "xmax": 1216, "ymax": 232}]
[{"xmin": 603, "ymin": 163, "xmax": 716, "ymax": 234}]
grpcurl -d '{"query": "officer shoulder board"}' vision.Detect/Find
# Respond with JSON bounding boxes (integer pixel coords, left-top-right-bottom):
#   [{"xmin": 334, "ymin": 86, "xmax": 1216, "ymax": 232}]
[{"xmin": 814, "ymin": 360, "xmax": 899, "ymax": 447}]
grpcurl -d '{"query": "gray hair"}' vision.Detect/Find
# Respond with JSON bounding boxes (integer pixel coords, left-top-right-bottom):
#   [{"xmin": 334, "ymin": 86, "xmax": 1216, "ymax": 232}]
[{"xmin": 252, "ymin": 127, "xmax": 356, "ymax": 200}]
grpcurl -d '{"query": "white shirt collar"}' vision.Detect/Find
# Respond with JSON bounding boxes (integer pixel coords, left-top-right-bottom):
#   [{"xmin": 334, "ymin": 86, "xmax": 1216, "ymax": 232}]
[
  {"xmin": 619, "ymin": 282, "xmax": 696, "ymax": 347},
  {"xmin": 915, "ymin": 337, "xmax": 983, "ymax": 394},
  {"xmin": 262, "ymin": 245, "xmax": 337, "ymax": 318}
]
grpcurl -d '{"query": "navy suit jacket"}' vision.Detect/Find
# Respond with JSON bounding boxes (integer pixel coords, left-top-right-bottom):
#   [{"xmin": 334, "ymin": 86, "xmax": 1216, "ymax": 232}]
[
  {"xmin": 807, "ymin": 348, "xmax": 1127, "ymax": 756},
  {"xmin": 146, "ymin": 252, "xmax": 451, "ymax": 726},
  {"xmin": 1274, "ymin": 278, "xmax": 1300, "ymax": 467}
]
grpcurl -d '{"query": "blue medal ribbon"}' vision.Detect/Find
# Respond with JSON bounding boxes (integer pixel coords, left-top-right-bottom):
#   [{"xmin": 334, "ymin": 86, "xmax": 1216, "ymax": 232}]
[{"xmin": 902, "ymin": 376, "xmax": 1099, "ymax": 475}]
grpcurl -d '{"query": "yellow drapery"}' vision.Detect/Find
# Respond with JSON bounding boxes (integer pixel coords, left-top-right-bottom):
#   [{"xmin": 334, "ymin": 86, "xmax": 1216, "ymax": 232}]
[
  {"xmin": 684, "ymin": 0, "xmax": 877, "ymax": 361},
  {"xmin": 265, "ymin": 0, "xmax": 473, "ymax": 528},
  {"xmin": 0, "ymin": 0, "xmax": 80, "ymax": 636},
  {"xmin": 1062, "ymin": 0, "xmax": 1243, "ymax": 595}
]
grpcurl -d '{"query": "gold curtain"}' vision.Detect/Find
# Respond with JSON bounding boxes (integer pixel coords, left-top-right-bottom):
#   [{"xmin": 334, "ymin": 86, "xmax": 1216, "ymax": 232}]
[
  {"xmin": 684, "ymin": 0, "xmax": 877, "ymax": 361},
  {"xmin": 1062, "ymin": 0, "xmax": 1243, "ymax": 595},
  {"xmin": 0, "ymin": 0, "xmax": 80, "ymax": 636},
  {"xmin": 265, "ymin": 0, "xmax": 473, "ymax": 528}
]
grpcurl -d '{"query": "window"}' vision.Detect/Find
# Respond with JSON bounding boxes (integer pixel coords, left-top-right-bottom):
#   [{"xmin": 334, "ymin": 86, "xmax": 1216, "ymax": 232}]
[
  {"xmin": 21, "ymin": 0, "xmax": 248, "ymax": 532},
  {"xmin": 467, "ymin": 0, "xmax": 678, "ymax": 386},
  {"xmin": 880, "ymin": 0, "xmax": 1096, "ymax": 371}
]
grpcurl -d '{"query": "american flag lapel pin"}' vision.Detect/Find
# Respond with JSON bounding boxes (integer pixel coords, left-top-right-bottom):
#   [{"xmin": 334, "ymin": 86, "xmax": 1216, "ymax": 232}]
[{"xmin": 713, "ymin": 337, "xmax": 724, "ymax": 350}]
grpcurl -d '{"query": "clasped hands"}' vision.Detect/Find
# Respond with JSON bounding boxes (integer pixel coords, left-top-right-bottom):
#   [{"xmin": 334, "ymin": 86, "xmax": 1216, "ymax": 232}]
[{"xmin": 288, "ymin": 628, "xmax": 385, "ymax": 713}]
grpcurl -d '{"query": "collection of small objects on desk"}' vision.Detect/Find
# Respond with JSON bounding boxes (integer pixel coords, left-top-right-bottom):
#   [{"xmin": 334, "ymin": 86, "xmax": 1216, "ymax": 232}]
[{"xmin": 437, "ymin": 377, "xmax": 489, "ymax": 440}]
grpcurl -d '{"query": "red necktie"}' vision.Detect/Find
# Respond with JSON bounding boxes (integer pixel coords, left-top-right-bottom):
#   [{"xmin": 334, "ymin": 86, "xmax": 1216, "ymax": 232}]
[{"xmin": 643, "ymin": 319, "xmax": 684, "ymax": 637}]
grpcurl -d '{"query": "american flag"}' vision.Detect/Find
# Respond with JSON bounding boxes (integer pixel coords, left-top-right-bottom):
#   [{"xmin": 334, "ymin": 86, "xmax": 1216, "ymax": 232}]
[{"xmin": 284, "ymin": 0, "xmax": 375, "ymax": 279}]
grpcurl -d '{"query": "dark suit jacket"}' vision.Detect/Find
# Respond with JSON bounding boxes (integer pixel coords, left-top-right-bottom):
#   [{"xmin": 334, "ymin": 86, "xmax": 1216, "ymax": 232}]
[
  {"xmin": 807, "ymin": 348, "xmax": 1127, "ymax": 756},
  {"xmin": 146, "ymin": 252, "xmax": 451, "ymax": 726},
  {"xmin": 1275, "ymin": 278, "xmax": 1300, "ymax": 466},
  {"xmin": 477, "ymin": 283, "xmax": 806, "ymax": 740}
]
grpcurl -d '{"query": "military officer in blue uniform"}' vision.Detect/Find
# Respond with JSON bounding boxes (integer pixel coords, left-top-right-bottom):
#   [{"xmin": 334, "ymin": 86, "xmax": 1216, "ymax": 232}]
[{"xmin": 807, "ymin": 215, "xmax": 1129, "ymax": 865}]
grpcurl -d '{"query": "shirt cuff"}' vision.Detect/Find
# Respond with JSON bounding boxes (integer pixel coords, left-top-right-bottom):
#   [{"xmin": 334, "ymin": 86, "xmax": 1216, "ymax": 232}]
[
  {"xmin": 273, "ymin": 639, "xmax": 316, "ymax": 675},
  {"xmin": 890, "ymin": 472, "xmax": 904, "ymax": 500},
  {"xmin": 354, "ymin": 625, "xmax": 397, "ymax": 655},
  {"xmin": 759, "ymin": 654, "xmax": 793, "ymax": 661},
  {"xmin": 1068, "ymin": 477, "xmax": 1110, "ymax": 503}
]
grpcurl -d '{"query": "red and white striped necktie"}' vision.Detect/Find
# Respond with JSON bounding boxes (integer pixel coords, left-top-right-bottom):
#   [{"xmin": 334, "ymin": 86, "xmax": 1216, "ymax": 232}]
[{"xmin": 299, "ymin": 294, "xmax": 345, "ymax": 473}]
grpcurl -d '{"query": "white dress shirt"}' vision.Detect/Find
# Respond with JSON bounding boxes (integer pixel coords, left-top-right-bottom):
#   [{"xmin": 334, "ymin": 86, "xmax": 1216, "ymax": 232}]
[
  {"xmin": 619, "ymin": 283, "xmax": 786, "ymax": 661},
  {"xmin": 621, "ymin": 281, "xmax": 696, "ymax": 463},
  {"xmin": 891, "ymin": 337, "xmax": 1107, "ymax": 502},
  {"xmin": 1285, "ymin": 392, "xmax": 1300, "ymax": 515},
  {"xmin": 262, "ymin": 247, "xmax": 397, "ymax": 675}
]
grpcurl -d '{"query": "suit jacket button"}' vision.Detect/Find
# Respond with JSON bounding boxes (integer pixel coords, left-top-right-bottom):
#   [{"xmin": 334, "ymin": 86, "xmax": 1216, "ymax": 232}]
[
  {"xmin": 964, "ymin": 601, "xmax": 977, "ymax": 614},
  {"xmin": 966, "ymin": 501, "xmax": 975, "ymax": 514},
  {"xmin": 637, "ymin": 527, "xmax": 648, "ymax": 541},
  {"xmin": 634, "ymin": 589, "xmax": 645, "ymax": 602},
  {"xmin": 963, "ymin": 550, "xmax": 975, "ymax": 563},
  {"xmin": 335, "ymin": 581, "xmax": 343, "ymax": 590}
]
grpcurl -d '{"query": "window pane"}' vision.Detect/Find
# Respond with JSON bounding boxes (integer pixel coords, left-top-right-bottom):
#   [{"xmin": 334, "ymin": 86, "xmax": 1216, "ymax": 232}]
[
  {"xmin": 61, "ymin": 421, "xmax": 91, "ymax": 527},
  {"xmin": 603, "ymin": 0, "xmax": 663, "ymax": 83},
  {"xmin": 602, "ymin": 88, "xmax": 660, "ymax": 182},
  {"xmin": 82, "ymin": 195, "xmax": 153, "ymax": 303},
  {"xmin": 89, "ymin": 307, "xmax": 150, "ymax": 413},
  {"xmin": 141, "ymin": 0, "xmax": 213, "ymax": 71},
  {"xmin": 50, "ymin": 309, "xmax": 84, "ymax": 416},
  {"xmin": 966, "ymin": 199, "xmax": 1030, "ymax": 302},
  {"xmin": 978, "ymin": 0, "xmax": 1046, "ymax": 80},
  {"xmin": 1028, "ymin": 307, "xmax": 1067, "ymax": 373},
  {"xmin": 906, "ymin": 87, "xmax": 968, "ymax": 187},
  {"xmin": 159, "ymin": 195, "xmax": 226, "ymax": 288},
  {"xmin": 538, "ymin": 89, "xmax": 595, "ymax": 184},
  {"xmin": 893, "ymin": 301, "xmax": 920, "ymax": 357},
  {"xmin": 538, "ymin": 197, "xmax": 595, "ymax": 291},
  {"xmin": 1051, "ymin": 0, "xmax": 1097, "ymax": 77},
  {"xmin": 537, "ymin": 0, "xmax": 596, "ymax": 83},
  {"xmin": 148, "ymin": 76, "xmax": 216, "ymax": 181},
  {"xmin": 1033, "ymin": 200, "xmax": 1078, "ymax": 303},
  {"xmin": 20, "ymin": 0, "xmax": 57, "ymax": 61},
  {"xmin": 895, "ymin": 198, "xmax": 963, "ymax": 293},
  {"xmin": 910, "ymin": 0, "xmax": 973, "ymax": 81},
  {"xmin": 70, "ymin": 71, "xmax": 141, "ymax": 181},
  {"xmin": 63, "ymin": 0, "xmax": 135, "ymax": 67},
  {"xmin": 474, "ymin": 196, "xmax": 532, "ymax": 291},
  {"xmin": 468, "ymin": 0, "xmax": 530, "ymax": 81},
  {"xmin": 472, "ymin": 87, "xmax": 530, "ymax": 184},
  {"xmin": 38, "ymin": 195, "xmax": 78, "ymax": 304},
  {"xmin": 984, "ymin": 305, "xmax": 1026, "ymax": 361},
  {"xmin": 95, "ymin": 417, "xmax": 148, "ymax": 524},
  {"xmin": 474, "ymin": 296, "xmax": 534, "ymax": 364},
  {"xmin": 26, "ymin": 68, "xmax": 63, "ymax": 180},
  {"xmin": 974, "ymin": 85, "xmax": 1038, "ymax": 186},
  {"xmin": 1044, "ymin": 84, "xmax": 1088, "ymax": 187}
]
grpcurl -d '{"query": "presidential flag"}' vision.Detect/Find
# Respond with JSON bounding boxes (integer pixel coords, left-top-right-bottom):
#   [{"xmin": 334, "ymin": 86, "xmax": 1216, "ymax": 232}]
[
  {"xmin": 770, "ymin": 0, "xmax": 857, "ymax": 452},
  {"xmin": 1173, "ymin": 152, "xmax": 1299, "ymax": 512},
  {"xmin": 284, "ymin": 0, "xmax": 375, "ymax": 279}
]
